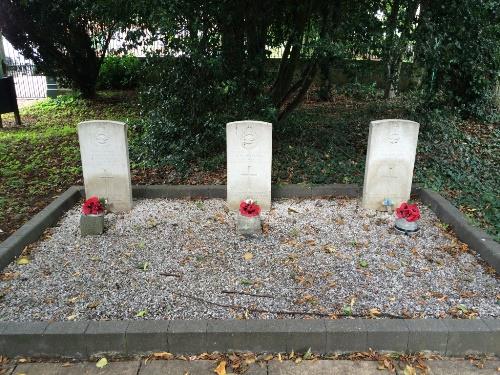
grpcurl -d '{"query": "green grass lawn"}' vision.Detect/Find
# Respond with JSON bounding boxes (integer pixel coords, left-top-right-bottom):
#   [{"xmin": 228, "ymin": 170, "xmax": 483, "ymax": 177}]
[{"xmin": 0, "ymin": 90, "xmax": 498, "ymax": 242}]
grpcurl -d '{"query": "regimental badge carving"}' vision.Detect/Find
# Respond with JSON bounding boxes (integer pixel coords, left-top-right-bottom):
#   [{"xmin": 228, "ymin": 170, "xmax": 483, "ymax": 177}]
[
  {"xmin": 241, "ymin": 124, "xmax": 257, "ymax": 150},
  {"xmin": 388, "ymin": 125, "xmax": 401, "ymax": 144},
  {"xmin": 96, "ymin": 126, "xmax": 109, "ymax": 145}
]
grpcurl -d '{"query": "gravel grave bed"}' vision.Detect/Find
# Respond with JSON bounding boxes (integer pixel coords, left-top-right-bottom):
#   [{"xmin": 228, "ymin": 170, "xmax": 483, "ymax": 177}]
[{"xmin": 1, "ymin": 198, "xmax": 498, "ymax": 321}]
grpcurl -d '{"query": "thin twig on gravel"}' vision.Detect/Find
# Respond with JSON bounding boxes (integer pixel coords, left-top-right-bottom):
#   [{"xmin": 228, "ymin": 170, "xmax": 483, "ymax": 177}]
[
  {"xmin": 172, "ymin": 292, "xmax": 405, "ymax": 319},
  {"xmin": 221, "ymin": 290, "xmax": 275, "ymax": 299},
  {"xmin": 160, "ymin": 272, "xmax": 182, "ymax": 278}
]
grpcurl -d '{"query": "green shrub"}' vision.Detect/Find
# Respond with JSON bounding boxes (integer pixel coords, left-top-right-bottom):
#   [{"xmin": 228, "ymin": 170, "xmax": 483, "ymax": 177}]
[
  {"xmin": 413, "ymin": 108, "xmax": 500, "ymax": 240},
  {"xmin": 336, "ymin": 82, "xmax": 380, "ymax": 100},
  {"xmin": 97, "ymin": 55, "xmax": 142, "ymax": 90},
  {"xmin": 129, "ymin": 55, "xmax": 275, "ymax": 172}
]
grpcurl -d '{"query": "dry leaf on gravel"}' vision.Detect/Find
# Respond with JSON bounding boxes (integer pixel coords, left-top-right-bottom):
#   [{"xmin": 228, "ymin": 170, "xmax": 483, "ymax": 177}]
[{"xmin": 243, "ymin": 252, "xmax": 253, "ymax": 261}]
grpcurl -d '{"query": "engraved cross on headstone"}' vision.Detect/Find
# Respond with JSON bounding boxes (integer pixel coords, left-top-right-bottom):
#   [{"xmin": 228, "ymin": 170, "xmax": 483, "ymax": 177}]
[
  {"xmin": 241, "ymin": 165, "xmax": 257, "ymax": 177},
  {"xmin": 99, "ymin": 169, "xmax": 114, "ymax": 198}
]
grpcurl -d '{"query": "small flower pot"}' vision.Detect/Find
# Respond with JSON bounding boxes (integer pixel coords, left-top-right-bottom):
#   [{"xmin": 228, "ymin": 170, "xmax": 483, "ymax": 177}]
[
  {"xmin": 237, "ymin": 214, "xmax": 262, "ymax": 236},
  {"xmin": 80, "ymin": 213, "xmax": 104, "ymax": 236},
  {"xmin": 394, "ymin": 218, "xmax": 420, "ymax": 235}
]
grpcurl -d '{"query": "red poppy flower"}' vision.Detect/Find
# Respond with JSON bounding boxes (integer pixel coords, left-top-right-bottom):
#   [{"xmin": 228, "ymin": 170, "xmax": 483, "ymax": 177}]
[
  {"xmin": 406, "ymin": 204, "xmax": 421, "ymax": 222},
  {"xmin": 82, "ymin": 196, "xmax": 104, "ymax": 215},
  {"xmin": 395, "ymin": 202, "xmax": 410, "ymax": 219},
  {"xmin": 395, "ymin": 202, "xmax": 420, "ymax": 222},
  {"xmin": 239, "ymin": 200, "xmax": 261, "ymax": 217}
]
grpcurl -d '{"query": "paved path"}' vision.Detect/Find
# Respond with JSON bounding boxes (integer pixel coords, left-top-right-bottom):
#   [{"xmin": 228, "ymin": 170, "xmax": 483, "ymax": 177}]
[{"xmin": 2, "ymin": 359, "xmax": 499, "ymax": 374}]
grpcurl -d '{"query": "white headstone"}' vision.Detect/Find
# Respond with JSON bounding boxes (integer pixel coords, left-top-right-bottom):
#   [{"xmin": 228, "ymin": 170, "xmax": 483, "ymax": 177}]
[
  {"xmin": 227, "ymin": 120, "xmax": 272, "ymax": 210},
  {"xmin": 78, "ymin": 120, "xmax": 133, "ymax": 212},
  {"xmin": 362, "ymin": 119, "xmax": 419, "ymax": 210}
]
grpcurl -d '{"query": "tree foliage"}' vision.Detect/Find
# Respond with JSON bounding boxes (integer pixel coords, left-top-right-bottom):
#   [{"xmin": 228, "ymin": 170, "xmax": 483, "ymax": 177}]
[
  {"xmin": 415, "ymin": 0, "xmax": 499, "ymax": 120},
  {"xmin": 0, "ymin": 0, "xmax": 133, "ymax": 97}
]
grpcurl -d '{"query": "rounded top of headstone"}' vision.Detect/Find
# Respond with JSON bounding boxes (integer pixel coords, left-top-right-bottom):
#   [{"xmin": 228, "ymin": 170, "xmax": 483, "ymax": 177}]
[
  {"xmin": 78, "ymin": 120, "xmax": 126, "ymax": 130},
  {"xmin": 226, "ymin": 120, "xmax": 272, "ymax": 129},
  {"xmin": 370, "ymin": 119, "xmax": 419, "ymax": 128}
]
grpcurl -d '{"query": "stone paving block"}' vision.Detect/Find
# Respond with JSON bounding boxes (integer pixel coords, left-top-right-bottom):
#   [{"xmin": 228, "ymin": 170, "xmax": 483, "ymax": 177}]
[
  {"xmin": 42, "ymin": 321, "xmax": 89, "ymax": 359},
  {"xmin": 268, "ymin": 360, "xmax": 381, "ymax": 375},
  {"xmin": 287, "ymin": 320, "xmax": 326, "ymax": 353},
  {"xmin": 325, "ymin": 319, "xmax": 367, "ymax": 353},
  {"xmin": 206, "ymin": 320, "xmax": 250, "ymax": 352},
  {"xmin": 482, "ymin": 319, "xmax": 500, "ymax": 355},
  {"xmin": 366, "ymin": 320, "xmax": 409, "ymax": 352},
  {"xmin": 406, "ymin": 319, "xmax": 448, "ymax": 354},
  {"xmin": 0, "ymin": 321, "xmax": 49, "ymax": 357},
  {"xmin": 167, "ymin": 320, "xmax": 207, "ymax": 354},
  {"xmin": 139, "ymin": 360, "xmax": 215, "ymax": 375},
  {"xmin": 244, "ymin": 320, "xmax": 289, "ymax": 353},
  {"xmin": 139, "ymin": 360, "xmax": 267, "ymax": 375},
  {"xmin": 85, "ymin": 321, "xmax": 129, "ymax": 357},
  {"xmin": 444, "ymin": 319, "xmax": 496, "ymax": 356},
  {"xmin": 126, "ymin": 320, "xmax": 169, "ymax": 355},
  {"xmin": 427, "ymin": 359, "xmax": 500, "ymax": 374},
  {"xmin": 13, "ymin": 361, "xmax": 140, "ymax": 375}
]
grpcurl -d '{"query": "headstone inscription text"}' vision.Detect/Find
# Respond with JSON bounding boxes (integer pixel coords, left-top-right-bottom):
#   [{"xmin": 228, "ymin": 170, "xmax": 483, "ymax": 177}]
[
  {"xmin": 361, "ymin": 119, "xmax": 420, "ymax": 210},
  {"xmin": 77, "ymin": 120, "xmax": 133, "ymax": 212},
  {"xmin": 226, "ymin": 120, "xmax": 272, "ymax": 210}
]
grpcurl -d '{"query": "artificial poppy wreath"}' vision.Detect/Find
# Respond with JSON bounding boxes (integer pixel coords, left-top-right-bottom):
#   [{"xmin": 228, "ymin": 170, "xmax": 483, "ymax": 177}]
[
  {"xmin": 82, "ymin": 196, "xmax": 106, "ymax": 215},
  {"xmin": 239, "ymin": 199, "xmax": 261, "ymax": 217},
  {"xmin": 395, "ymin": 202, "xmax": 420, "ymax": 222}
]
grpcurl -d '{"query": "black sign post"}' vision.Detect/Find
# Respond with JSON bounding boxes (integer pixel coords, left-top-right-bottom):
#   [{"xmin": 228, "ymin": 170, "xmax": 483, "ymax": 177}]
[{"xmin": 0, "ymin": 76, "xmax": 21, "ymax": 127}]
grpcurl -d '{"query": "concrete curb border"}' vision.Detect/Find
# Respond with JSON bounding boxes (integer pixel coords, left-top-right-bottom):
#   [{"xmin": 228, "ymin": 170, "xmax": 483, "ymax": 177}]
[
  {"xmin": 0, "ymin": 184, "xmax": 498, "ymax": 358},
  {"xmin": 0, "ymin": 319, "xmax": 498, "ymax": 358},
  {"xmin": 0, "ymin": 186, "xmax": 83, "ymax": 270}
]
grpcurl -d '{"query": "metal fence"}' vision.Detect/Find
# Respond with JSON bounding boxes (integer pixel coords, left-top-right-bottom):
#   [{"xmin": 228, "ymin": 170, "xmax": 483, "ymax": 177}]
[{"xmin": 2, "ymin": 37, "xmax": 47, "ymax": 99}]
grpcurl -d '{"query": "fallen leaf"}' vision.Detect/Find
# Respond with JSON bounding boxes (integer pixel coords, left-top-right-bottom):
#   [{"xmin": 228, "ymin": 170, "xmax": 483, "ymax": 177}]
[
  {"xmin": 136, "ymin": 309, "xmax": 148, "ymax": 317},
  {"xmin": 66, "ymin": 314, "xmax": 77, "ymax": 321},
  {"xmin": 369, "ymin": 308, "xmax": 381, "ymax": 317},
  {"xmin": 359, "ymin": 259, "xmax": 368, "ymax": 268},
  {"xmin": 214, "ymin": 360, "xmax": 226, "ymax": 375},
  {"xmin": 262, "ymin": 222, "xmax": 270, "ymax": 234},
  {"xmin": 403, "ymin": 364, "xmax": 416, "ymax": 375},
  {"xmin": 288, "ymin": 207, "xmax": 299, "ymax": 214},
  {"xmin": 87, "ymin": 301, "xmax": 100, "ymax": 309},
  {"xmin": 323, "ymin": 244, "xmax": 336, "ymax": 254},
  {"xmin": 153, "ymin": 352, "xmax": 174, "ymax": 360},
  {"xmin": 305, "ymin": 239, "xmax": 316, "ymax": 246},
  {"xmin": 96, "ymin": 357, "xmax": 108, "ymax": 368},
  {"xmin": 385, "ymin": 263, "xmax": 399, "ymax": 270},
  {"xmin": 17, "ymin": 257, "xmax": 30, "ymax": 265},
  {"xmin": 213, "ymin": 213, "xmax": 226, "ymax": 224},
  {"xmin": 243, "ymin": 252, "xmax": 253, "ymax": 261}
]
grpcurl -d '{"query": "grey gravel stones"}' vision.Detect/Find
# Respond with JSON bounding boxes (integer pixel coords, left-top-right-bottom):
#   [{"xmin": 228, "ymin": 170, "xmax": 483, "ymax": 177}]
[{"xmin": 0, "ymin": 198, "xmax": 498, "ymax": 321}]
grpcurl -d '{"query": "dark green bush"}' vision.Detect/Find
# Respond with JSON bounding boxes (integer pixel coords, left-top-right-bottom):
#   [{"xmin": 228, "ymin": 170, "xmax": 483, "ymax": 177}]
[
  {"xmin": 97, "ymin": 55, "xmax": 142, "ymax": 90},
  {"xmin": 129, "ymin": 55, "xmax": 275, "ymax": 172},
  {"xmin": 413, "ymin": 108, "xmax": 500, "ymax": 240}
]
